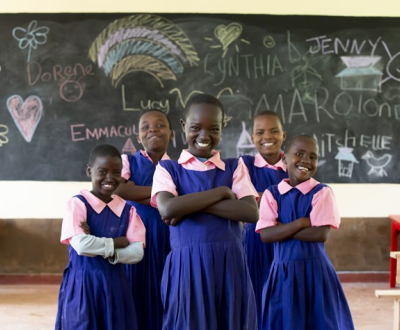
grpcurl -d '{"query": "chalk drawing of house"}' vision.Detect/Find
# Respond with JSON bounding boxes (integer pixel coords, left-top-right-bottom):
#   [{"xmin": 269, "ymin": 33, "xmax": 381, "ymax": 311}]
[
  {"xmin": 236, "ymin": 121, "xmax": 256, "ymax": 157},
  {"xmin": 336, "ymin": 56, "xmax": 382, "ymax": 92},
  {"xmin": 335, "ymin": 147, "xmax": 359, "ymax": 178}
]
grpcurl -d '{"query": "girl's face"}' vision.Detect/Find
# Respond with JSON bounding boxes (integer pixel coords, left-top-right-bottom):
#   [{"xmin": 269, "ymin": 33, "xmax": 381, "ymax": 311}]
[
  {"xmin": 87, "ymin": 155, "xmax": 122, "ymax": 203},
  {"xmin": 181, "ymin": 103, "xmax": 223, "ymax": 158},
  {"xmin": 251, "ymin": 115, "xmax": 286, "ymax": 161},
  {"xmin": 137, "ymin": 111, "xmax": 173, "ymax": 153},
  {"xmin": 282, "ymin": 137, "xmax": 318, "ymax": 187}
]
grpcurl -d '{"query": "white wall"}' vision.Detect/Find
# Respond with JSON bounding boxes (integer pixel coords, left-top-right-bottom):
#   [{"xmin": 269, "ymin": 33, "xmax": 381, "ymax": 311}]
[{"xmin": 1, "ymin": 0, "xmax": 399, "ymax": 219}]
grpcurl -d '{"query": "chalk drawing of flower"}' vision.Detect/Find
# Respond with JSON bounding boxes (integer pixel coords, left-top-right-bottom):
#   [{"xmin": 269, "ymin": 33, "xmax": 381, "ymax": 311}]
[{"xmin": 12, "ymin": 20, "xmax": 50, "ymax": 62}]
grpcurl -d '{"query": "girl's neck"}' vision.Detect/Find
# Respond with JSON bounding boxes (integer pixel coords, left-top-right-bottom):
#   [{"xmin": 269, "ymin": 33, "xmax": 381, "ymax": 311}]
[
  {"xmin": 145, "ymin": 149, "xmax": 165, "ymax": 164},
  {"xmin": 261, "ymin": 152, "xmax": 281, "ymax": 165}
]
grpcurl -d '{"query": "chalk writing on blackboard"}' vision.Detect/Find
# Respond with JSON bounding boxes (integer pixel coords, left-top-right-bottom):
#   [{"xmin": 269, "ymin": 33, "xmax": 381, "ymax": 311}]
[
  {"xmin": 362, "ymin": 151, "xmax": 392, "ymax": 176},
  {"xmin": 70, "ymin": 123, "xmax": 138, "ymax": 142},
  {"xmin": 12, "ymin": 21, "xmax": 49, "ymax": 62},
  {"xmin": 0, "ymin": 124, "xmax": 9, "ymax": 147},
  {"xmin": 336, "ymin": 56, "xmax": 382, "ymax": 92},
  {"xmin": 121, "ymin": 85, "xmax": 170, "ymax": 113},
  {"xmin": 263, "ymin": 36, "xmax": 276, "ymax": 49},
  {"xmin": 288, "ymin": 32, "xmax": 323, "ymax": 104},
  {"xmin": 6, "ymin": 95, "xmax": 43, "ymax": 143},
  {"xmin": 89, "ymin": 14, "xmax": 200, "ymax": 87},
  {"xmin": 122, "ymin": 138, "xmax": 137, "ymax": 154},
  {"xmin": 236, "ymin": 121, "xmax": 255, "ymax": 157},
  {"xmin": 206, "ymin": 23, "xmax": 249, "ymax": 58},
  {"xmin": 335, "ymin": 147, "xmax": 359, "ymax": 178}
]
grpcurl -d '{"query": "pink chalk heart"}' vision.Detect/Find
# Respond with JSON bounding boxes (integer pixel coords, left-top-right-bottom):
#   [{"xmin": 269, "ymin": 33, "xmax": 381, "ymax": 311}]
[{"xmin": 6, "ymin": 95, "xmax": 43, "ymax": 142}]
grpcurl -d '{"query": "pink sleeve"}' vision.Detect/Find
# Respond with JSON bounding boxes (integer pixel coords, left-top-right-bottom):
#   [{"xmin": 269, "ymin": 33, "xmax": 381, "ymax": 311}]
[
  {"xmin": 232, "ymin": 158, "xmax": 258, "ymax": 200},
  {"xmin": 121, "ymin": 154, "xmax": 131, "ymax": 181},
  {"xmin": 150, "ymin": 163, "xmax": 178, "ymax": 208},
  {"xmin": 126, "ymin": 207, "xmax": 146, "ymax": 247},
  {"xmin": 310, "ymin": 187, "xmax": 340, "ymax": 229},
  {"xmin": 60, "ymin": 197, "xmax": 86, "ymax": 244},
  {"xmin": 255, "ymin": 189, "xmax": 279, "ymax": 233}
]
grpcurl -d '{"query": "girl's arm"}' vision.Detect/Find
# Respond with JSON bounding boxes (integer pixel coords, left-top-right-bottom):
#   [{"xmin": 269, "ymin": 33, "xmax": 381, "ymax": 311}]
[
  {"xmin": 292, "ymin": 225, "xmax": 330, "ymax": 242},
  {"xmin": 114, "ymin": 180, "xmax": 152, "ymax": 204},
  {"xmin": 202, "ymin": 157, "xmax": 259, "ymax": 222},
  {"xmin": 259, "ymin": 217, "xmax": 311, "ymax": 243},
  {"xmin": 203, "ymin": 195, "xmax": 259, "ymax": 223},
  {"xmin": 291, "ymin": 186, "xmax": 340, "ymax": 242},
  {"xmin": 156, "ymin": 186, "xmax": 234, "ymax": 220}
]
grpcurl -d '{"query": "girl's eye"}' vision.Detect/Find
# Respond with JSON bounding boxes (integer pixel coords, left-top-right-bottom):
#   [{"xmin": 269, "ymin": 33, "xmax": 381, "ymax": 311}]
[
  {"xmin": 255, "ymin": 131, "xmax": 263, "ymax": 135},
  {"xmin": 272, "ymin": 130, "xmax": 279, "ymax": 134},
  {"xmin": 211, "ymin": 128, "xmax": 220, "ymax": 132},
  {"xmin": 141, "ymin": 126, "xmax": 148, "ymax": 131},
  {"xmin": 190, "ymin": 126, "xmax": 199, "ymax": 131},
  {"xmin": 157, "ymin": 124, "xmax": 165, "ymax": 128},
  {"xmin": 99, "ymin": 170, "xmax": 106, "ymax": 175},
  {"xmin": 296, "ymin": 152, "xmax": 302, "ymax": 156}
]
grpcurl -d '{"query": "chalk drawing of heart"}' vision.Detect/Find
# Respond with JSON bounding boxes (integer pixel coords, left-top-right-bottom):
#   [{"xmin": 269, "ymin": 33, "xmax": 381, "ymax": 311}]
[
  {"xmin": 214, "ymin": 23, "xmax": 243, "ymax": 57},
  {"xmin": 6, "ymin": 95, "xmax": 43, "ymax": 142}
]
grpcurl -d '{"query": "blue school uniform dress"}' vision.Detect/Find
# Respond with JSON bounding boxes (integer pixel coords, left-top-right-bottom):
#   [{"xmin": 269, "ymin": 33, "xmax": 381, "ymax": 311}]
[
  {"xmin": 256, "ymin": 178, "xmax": 354, "ymax": 330},
  {"xmin": 151, "ymin": 150, "xmax": 258, "ymax": 330},
  {"xmin": 56, "ymin": 191, "xmax": 142, "ymax": 330},
  {"xmin": 122, "ymin": 151, "xmax": 171, "ymax": 330},
  {"xmin": 241, "ymin": 154, "xmax": 287, "ymax": 330}
]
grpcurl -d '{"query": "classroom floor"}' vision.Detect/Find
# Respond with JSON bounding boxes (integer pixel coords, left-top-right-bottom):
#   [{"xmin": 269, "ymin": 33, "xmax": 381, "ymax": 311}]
[{"xmin": 0, "ymin": 282, "xmax": 394, "ymax": 329}]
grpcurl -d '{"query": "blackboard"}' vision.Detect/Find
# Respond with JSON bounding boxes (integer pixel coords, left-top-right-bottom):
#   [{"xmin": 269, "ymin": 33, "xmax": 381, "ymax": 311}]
[{"xmin": 0, "ymin": 13, "xmax": 399, "ymax": 183}]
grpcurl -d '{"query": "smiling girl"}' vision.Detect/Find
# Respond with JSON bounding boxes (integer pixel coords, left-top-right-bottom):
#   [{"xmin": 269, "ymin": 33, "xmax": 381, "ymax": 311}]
[
  {"xmin": 55, "ymin": 144, "xmax": 146, "ymax": 330},
  {"xmin": 115, "ymin": 109, "xmax": 174, "ymax": 330},
  {"xmin": 151, "ymin": 94, "xmax": 259, "ymax": 330},
  {"xmin": 256, "ymin": 135, "xmax": 354, "ymax": 330},
  {"xmin": 241, "ymin": 111, "xmax": 288, "ymax": 329}
]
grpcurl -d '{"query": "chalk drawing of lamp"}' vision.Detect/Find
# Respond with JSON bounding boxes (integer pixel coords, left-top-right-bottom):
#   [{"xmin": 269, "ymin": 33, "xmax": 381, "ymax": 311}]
[
  {"xmin": 335, "ymin": 147, "xmax": 359, "ymax": 178},
  {"xmin": 336, "ymin": 56, "xmax": 382, "ymax": 92}
]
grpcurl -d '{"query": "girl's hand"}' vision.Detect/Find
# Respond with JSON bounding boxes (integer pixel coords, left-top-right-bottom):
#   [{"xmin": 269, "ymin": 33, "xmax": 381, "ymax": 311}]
[
  {"xmin": 113, "ymin": 236, "xmax": 129, "ymax": 249},
  {"xmin": 162, "ymin": 216, "xmax": 181, "ymax": 226},
  {"xmin": 79, "ymin": 221, "xmax": 90, "ymax": 235}
]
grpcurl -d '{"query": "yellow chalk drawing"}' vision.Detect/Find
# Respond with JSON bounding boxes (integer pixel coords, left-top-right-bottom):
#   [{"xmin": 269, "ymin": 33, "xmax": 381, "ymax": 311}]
[
  {"xmin": 263, "ymin": 36, "xmax": 276, "ymax": 48},
  {"xmin": 205, "ymin": 22, "xmax": 250, "ymax": 58},
  {"xmin": 111, "ymin": 55, "xmax": 177, "ymax": 88},
  {"xmin": 89, "ymin": 14, "xmax": 199, "ymax": 87},
  {"xmin": 215, "ymin": 23, "xmax": 243, "ymax": 57},
  {"xmin": 0, "ymin": 124, "xmax": 9, "ymax": 147}
]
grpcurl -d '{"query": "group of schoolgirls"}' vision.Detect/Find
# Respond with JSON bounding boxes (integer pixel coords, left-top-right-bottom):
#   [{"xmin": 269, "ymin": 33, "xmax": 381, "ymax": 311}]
[{"xmin": 55, "ymin": 94, "xmax": 355, "ymax": 330}]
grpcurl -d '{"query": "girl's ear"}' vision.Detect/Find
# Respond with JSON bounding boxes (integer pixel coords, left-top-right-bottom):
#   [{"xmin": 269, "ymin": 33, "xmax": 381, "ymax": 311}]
[
  {"xmin": 180, "ymin": 119, "xmax": 186, "ymax": 132},
  {"xmin": 86, "ymin": 165, "xmax": 92, "ymax": 177},
  {"xmin": 282, "ymin": 131, "xmax": 287, "ymax": 141},
  {"xmin": 169, "ymin": 129, "xmax": 175, "ymax": 141},
  {"xmin": 282, "ymin": 155, "xmax": 287, "ymax": 164},
  {"xmin": 136, "ymin": 133, "xmax": 142, "ymax": 145}
]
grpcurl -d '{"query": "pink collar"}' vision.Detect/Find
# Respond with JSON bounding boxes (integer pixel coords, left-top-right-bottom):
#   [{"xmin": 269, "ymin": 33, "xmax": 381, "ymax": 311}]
[
  {"xmin": 80, "ymin": 189, "xmax": 125, "ymax": 216},
  {"xmin": 254, "ymin": 153, "xmax": 286, "ymax": 171},
  {"xmin": 278, "ymin": 178, "xmax": 320, "ymax": 195},
  {"xmin": 178, "ymin": 149, "xmax": 225, "ymax": 170},
  {"xmin": 140, "ymin": 150, "xmax": 170, "ymax": 163}
]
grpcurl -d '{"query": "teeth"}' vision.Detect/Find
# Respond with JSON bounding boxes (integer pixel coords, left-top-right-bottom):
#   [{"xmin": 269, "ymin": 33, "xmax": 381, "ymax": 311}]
[
  {"xmin": 262, "ymin": 143, "xmax": 274, "ymax": 147},
  {"xmin": 298, "ymin": 166, "xmax": 309, "ymax": 172},
  {"xmin": 104, "ymin": 184, "xmax": 113, "ymax": 188},
  {"xmin": 197, "ymin": 142, "xmax": 210, "ymax": 148}
]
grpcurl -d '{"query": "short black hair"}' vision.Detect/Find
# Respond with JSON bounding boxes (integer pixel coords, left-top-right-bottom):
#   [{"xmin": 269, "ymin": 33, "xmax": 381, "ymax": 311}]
[
  {"xmin": 140, "ymin": 108, "xmax": 173, "ymax": 130},
  {"xmin": 253, "ymin": 110, "xmax": 284, "ymax": 128},
  {"xmin": 88, "ymin": 144, "xmax": 121, "ymax": 166},
  {"xmin": 284, "ymin": 135, "xmax": 318, "ymax": 153},
  {"xmin": 184, "ymin": 93, "xmax": 225, "ymax": 124}
]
